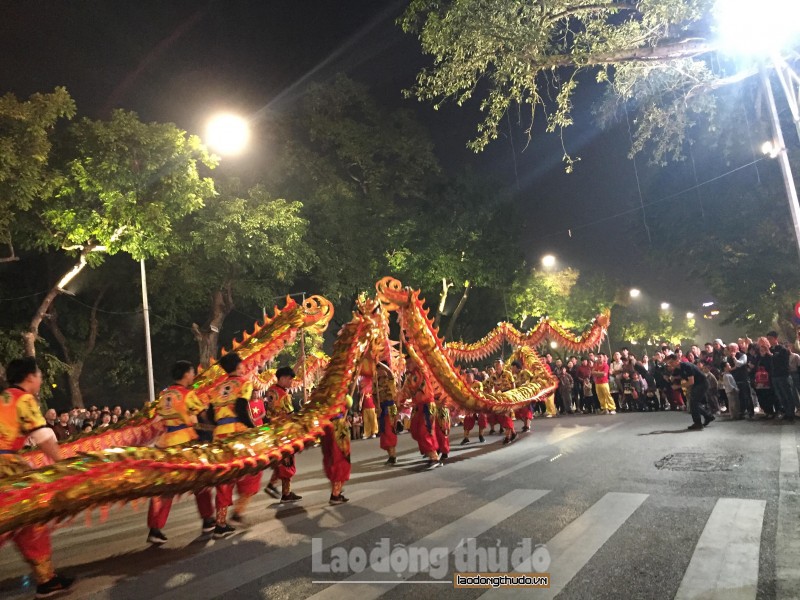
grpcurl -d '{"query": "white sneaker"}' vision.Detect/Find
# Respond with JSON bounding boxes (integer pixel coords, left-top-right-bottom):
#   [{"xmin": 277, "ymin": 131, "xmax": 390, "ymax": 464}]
[{"xmin": 609, "ymin": 410, "xmax": 617, "ymax": 415}]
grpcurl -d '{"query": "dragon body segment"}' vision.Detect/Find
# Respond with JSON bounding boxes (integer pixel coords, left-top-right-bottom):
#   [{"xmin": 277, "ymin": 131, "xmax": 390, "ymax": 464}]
[
  {"xmin": 22, "ymin": 295, "xmax": 334, "ymax": 468},
  {"xmin": 377, "ymin": 277, "xmax": 558, "ymax": 413},
  {"xmin": 0, "ymin": 298, "xmax": 382, "ymax": 536}
]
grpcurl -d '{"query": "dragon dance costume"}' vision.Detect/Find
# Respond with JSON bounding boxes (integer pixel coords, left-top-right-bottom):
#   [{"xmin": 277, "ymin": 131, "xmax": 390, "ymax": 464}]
[
  {"xmin": 462, "ymin": 379, "xmax": 488, "ymax": 444},
  {"xmin": 407, "ymin": 367, "xmax": 439, "ymax": 465},
  {"xmin": 321, "ymin": 411, "xmax": 351, "ymax": 503},
  {"xmin": 0, "ymin": 386, "xmax": 65, "ymax": 589},
  {"xmin": 433, "ymin": 403, "xmax": 451, "ymax": 460},
  {"xmin": 209, "ymin": 371, "xmax": 261, "ymax": 523},
  {"xmin": 513, "ymin": 366, "xmax": 535, "ymax": 431},
  {"xmin": 487, "ymin": 367, "xmax": 516, "ymax": 438},
  {"xmin": 265, "ymin": 382, "xmax": 300, "ymax": 501},
  {"xmin": 146, "ymin": 383, "xmax": 215, "ymax": 538}
]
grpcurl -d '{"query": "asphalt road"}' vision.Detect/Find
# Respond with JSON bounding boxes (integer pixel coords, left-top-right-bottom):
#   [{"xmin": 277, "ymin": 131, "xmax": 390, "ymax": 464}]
[{"xmin": 1, "ymin": 410, "xmax": 796, "ymax": 599}]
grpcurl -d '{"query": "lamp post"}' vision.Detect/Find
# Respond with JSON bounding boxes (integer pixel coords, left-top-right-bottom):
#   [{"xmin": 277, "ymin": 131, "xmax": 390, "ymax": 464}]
[
  {"xmin": 715, "ymin": 0, "xmax": 800, "ymax": 261},
  {"xmin": 140, "ymin": 113, "xmax": 251, "ymax": 402}
]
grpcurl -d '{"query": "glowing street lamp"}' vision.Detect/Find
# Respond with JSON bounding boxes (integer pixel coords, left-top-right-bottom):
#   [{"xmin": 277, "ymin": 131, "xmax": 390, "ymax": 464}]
[
  {"xmin": 686, "ymin": 312, "xmax": 695, "ymax": 320},
  {"xmin": 715, "ymin": 0, "xmax": 800, "ymax": 261},
  {"xmin": 205, "ymin": 113, "xmax": 251, "ymax": 156},
  {"xmin": 629, "ymin": 288, "xmax": 641, "ymax": 299},
  {"xmin": 660, "ymin": 302, "xmax": 670, "ymax": 310},
  {"xmin": 541, "ymin": 254, "xmax": 556, "ymax": 269}
]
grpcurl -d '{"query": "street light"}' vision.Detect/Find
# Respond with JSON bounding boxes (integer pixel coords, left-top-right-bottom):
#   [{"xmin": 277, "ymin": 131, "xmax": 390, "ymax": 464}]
[
  {"xmin": 660, "ymin": 302, "xmax": 670, "ymax": 310},
  {"xmin": 139, "ymin": 113, "xmax": 251, "ymax": 403},
  {"xmin": 686, "ymin": 312, "xmax": 695, "ymax": 319},
  {"xmin": 205, "ymin": 113, "xmax": 251, "ymax": 156},
  {"xmin": 541, "ymin": 254, "xmax": 556, "ymax": 269},
  {"xmin": 715, "ymin": 1, "xmax": 800, "ymax": 262},
  {"xmin": 629, "ymin": 288, "xmax": 641, "ymax": 299}
]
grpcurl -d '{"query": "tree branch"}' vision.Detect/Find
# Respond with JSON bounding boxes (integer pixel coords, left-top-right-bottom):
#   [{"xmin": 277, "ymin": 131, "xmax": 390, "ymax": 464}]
[
  {"xmin": 530, "ymin": 38, "xmax": 716, "ymax": 68},
  {"xmin": 0, "ymin": 242, "xmax": 19, "ymax": 263},
  {"xmin": 546, "ymin": 2, "xmax": 637, "ymax": 23}
]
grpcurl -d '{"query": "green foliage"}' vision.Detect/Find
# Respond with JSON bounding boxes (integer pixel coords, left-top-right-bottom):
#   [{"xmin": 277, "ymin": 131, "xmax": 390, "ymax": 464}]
[
  {"xmin": 0, "ymin": 87, "xmax": 76, "ymax": 253},
  {"xmin": 387, "ymin": 172, "xmax": 524, "ymax": 297},
  {"xmin": 509, "ymin": 269, "xmax": 616, "ymax": 330},
  {"xmin": 608, "ymin": 304, "xmax": 696, "ymax": 348},
  {"xmin": 147, "ymin": 179, "xmax": 315, "ymax": 350},
  {"xmin": 401, "ymin": 0, "xmax": 722, "ymax": 164},
  {"xmin": 268, "ymin": 75, "xmax": 440, "ymax": 303},
  {"xmin": 38, "ymin": 109, "xmax": 216, "ymax": 261}
]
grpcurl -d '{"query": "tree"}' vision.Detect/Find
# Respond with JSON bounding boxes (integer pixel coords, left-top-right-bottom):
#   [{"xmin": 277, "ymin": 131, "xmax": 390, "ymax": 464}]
[
  {"xmin": 148, "ymin": 181, "xmax": 314, "ymax": 367},
  {"xmin": 387, "ymin": 172, "xmax": 524, "ymax": 338},
  {"xmin": 0, "ymin": 87, "xmax": 75, "ymax": 262},
  {"xmin": 509, "ymin": 268, "xmax": 617, "ymax": 329},
  {"xmin": 267, "ymin": 75, "xmax": 440, "ymax": 306},
  {"xmin": 19, "ymin": 109, "xmax": 216, "ymax": 357},
  {"xmin": 401, "ymin": 0, "xmax": 734, "ymax": 167}
]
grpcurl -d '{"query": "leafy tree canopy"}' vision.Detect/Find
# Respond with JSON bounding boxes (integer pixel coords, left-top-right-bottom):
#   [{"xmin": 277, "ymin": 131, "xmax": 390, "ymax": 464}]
[{"xmin": 401, "ymin": 0, "xmax": 735, "ymax": 167}]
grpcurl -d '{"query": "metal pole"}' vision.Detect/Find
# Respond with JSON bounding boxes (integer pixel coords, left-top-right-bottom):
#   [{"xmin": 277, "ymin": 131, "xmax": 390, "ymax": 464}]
[
  {"xmin": 761, "ymin": 68, "xmax": 800, "ymax": 264},
  {"xmin": 300, "ymin": 292, "xmax": 308, "ymax": 405},
  {"xmin": 140, "ymin": 258, "xmax": 155, "ymax": 403}
]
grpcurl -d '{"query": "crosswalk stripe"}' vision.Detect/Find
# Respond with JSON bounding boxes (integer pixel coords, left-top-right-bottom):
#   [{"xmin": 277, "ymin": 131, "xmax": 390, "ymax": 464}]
[
  {"xmin": 480, "ymin": 491, "xmax": 649, "ymax": 598},
  {"xmin": 483, "ymin": 455, "xmax": 547, "ymax": 481},
  {"xmin": 305, "ymin": 489, "xmax": 550, "ymax": 599},
  {"xmin": 136, "ymin": 487, "xmax": 463, "ymax": 600},
  {"xmin": 777, "ymin": 426, "xmax": 800, "ymax": 599},
  {"xmin": 675, "ymin": 498, "xmax": 766, "ymax": 600}
]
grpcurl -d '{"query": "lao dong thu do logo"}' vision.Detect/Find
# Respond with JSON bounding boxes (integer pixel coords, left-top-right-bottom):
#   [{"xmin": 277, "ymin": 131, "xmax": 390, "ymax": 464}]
[{"xmin": 312, "ymin": 537, "xmax": 551, "ymax": 579}]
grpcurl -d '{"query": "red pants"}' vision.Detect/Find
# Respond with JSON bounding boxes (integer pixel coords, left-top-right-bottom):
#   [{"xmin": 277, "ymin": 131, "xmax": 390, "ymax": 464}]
[
  {"xmin": 12, "ymin": 525, "xmax": 54, "ymax": 584},
  {"xmin": 410, "ymin": 409, "xmax": 438, "ymax": 454},
  {"xmin": 515, "ymin": 406, "xmax": 533, "ymax": 421},
  {"xmin": 147, "ymin": 488, "xmax": 214, "ymax": 529},
  {"xmin": 463, "ymin": 413, "xmax": 487, "ymax": 431},
  {"xmin": 379, "ymin": 414, "xmax": 398, "ymax": 450},
  {"xmin": 487, "ymin": 413, "xmax": 499, "ymax": 427},
  {"xmin": 322, "ymin": 427, "xmax": 351, "ymax": 482},
  {"xmin": 216, "ymin": 473, "xmax": 263, "ymax": 509},
  {"xmin": 270, "ymin": 455, "xmax": 296, "ymax": 483},
  {"xmin": 498, "ymin": 414, "xmax": 515, "ymax": 430},
  {"xmin": 669, "ymin": 388, "xmax": 686, "ymax": 408},
  {"xmin": 434, "ymin": 425, "xmax": 450, "ymax": 455}
]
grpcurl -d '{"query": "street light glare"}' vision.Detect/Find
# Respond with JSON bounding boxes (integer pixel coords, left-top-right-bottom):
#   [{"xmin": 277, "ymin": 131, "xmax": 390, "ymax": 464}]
[
  {"xmin": 629, "ymin": 288, "xmax": 641, "ymax": 299},
  {"xmin": 206, "ymin": 113, "xmax": 250, "ymax": 156},
  {"xmin": 660, "ymin": 302, "xmax": 670, "ymax": 310},
  {"xmin": 715, "ymin": 0, "xmax": 800, "ymax": 56},
  {"xmin": 686, "ymin": 312, "xmax": 695, "ymax": 319},
  {"xmin": 541, "ymin": 254, "xmax": 556, "ymax": 268},
  {"xmin": 550, "ymin": 341, "xmax": 558, "ymax": 349}
]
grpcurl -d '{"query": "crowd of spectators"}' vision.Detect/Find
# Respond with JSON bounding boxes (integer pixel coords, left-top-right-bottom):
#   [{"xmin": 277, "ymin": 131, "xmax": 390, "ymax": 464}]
[
  {"xmin": 349, "ymin": 331, "xmax": 800, "ymax": 435},
  {"xmin": 44, "ymin": 405, "xmax": 133, "ymax": 441}
]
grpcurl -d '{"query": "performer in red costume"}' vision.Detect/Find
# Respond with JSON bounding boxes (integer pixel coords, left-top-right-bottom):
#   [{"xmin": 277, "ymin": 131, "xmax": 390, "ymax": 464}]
[
  {"xmin": 406, "ymin": 365, "xmax": 441, "ymax": 470},
  {"xmin": 207, "ymin": 352, "xmax": 260, "ymax": 537},
  {"xmin": 510, "ymin": 360, "xmax": 534, "ymax": 432},
  {"xmin": 461, "ymin": 371, "xmax": 487, "ymax": 445},
  {"xmin": 263, "ymin": 366, "xmax": 303, "ymax": 503},
  {"xmin": 322, "ymin": 397, "xmax": 352, "ymax": 504},
  {"xmin": 433, "ymin": 401, "xmax": 451, "ymax": 462},
  {"xmin": 379, "ymin": 396, "xmax": 398, "ymax": 465},
  {"xmin": 146, "ymin": 361, "xmax": 216, "ymax": 544},
  {"xmin": 0, "ymin": 357, "xmax": 75, "ymax": 598},
  {"xmin": 488, "ymin": 359, "xmax": 517, "ymax": 445}
]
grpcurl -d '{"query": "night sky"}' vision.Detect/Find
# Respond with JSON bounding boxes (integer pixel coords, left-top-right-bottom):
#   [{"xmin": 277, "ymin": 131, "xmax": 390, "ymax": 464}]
[{"xmin": 1, "ymin": 0, "xmax": 753, "ymax": 342}]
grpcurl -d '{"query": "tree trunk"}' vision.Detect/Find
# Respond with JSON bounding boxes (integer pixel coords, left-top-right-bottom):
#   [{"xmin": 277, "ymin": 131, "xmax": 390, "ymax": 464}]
[
  {"xmin": 67, "ymin": 361, "xmax": 85, "ymax": 409},
  {"xmin": 24, "ymin": 246, "xmax": 94, "ymax": 357},
  {"xmin": 44, "ymin": 286, "xmax": 105, "ymax": 408},
  {"xmin": 444, "ymin": 280, "xmax": 470, "ymax": 341},
  {"xmin": 192, "ymin": 284, "xmax": 235, "ymax": 368},
  {"xmin": 433, "ymin": 278, "xmax": 452, "ymax": 329}
]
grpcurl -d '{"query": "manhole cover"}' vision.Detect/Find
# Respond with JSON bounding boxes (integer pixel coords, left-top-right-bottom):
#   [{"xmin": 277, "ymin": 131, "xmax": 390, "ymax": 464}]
[{"xmin": 655, "ymin": 453, "xmax": 743, "ymax": 472}]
